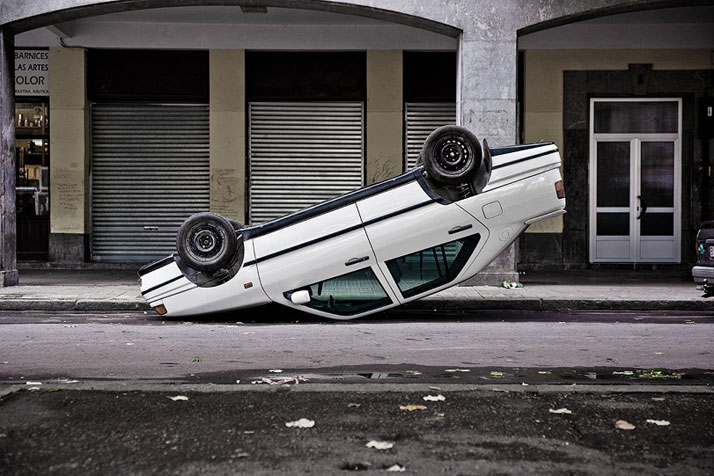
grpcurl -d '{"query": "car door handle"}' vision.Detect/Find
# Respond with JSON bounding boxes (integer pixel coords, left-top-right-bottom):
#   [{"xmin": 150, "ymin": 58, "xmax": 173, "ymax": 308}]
[
  {"xmin": 345, "ymin": 256, "xmax": 369, "ymax": 266},
  {"xmin": 448, "ymin": 224, "xmax": 473, "ymax": 235}
]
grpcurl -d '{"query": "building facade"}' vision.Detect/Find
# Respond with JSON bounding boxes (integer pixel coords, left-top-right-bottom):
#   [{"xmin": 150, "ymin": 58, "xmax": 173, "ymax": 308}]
[{"xmin": 0, "ymin": 0, "xmax": 712, "ymax": 287}]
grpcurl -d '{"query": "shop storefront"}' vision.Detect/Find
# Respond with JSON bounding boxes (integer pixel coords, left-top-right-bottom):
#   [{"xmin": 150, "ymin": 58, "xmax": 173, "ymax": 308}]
[{"xmin": 15, "ymin": 49, "xmax": 50, "ymax": 261}]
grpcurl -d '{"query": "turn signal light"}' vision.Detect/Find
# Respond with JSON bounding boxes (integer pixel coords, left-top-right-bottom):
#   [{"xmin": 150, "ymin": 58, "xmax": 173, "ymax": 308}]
[
  {"xmin": 154, "ymin": 304, "xmax": 168, "ymax": 315},
  {"xmin": 555, "ymin": 180, "xmax": 565, "ymax": 199}
]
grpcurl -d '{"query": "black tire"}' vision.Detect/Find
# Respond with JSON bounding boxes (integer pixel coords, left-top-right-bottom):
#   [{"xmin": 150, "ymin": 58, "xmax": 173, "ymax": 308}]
[
  {"xmin": 227, "ymin": 219, "xmax": 244, "ymax": 231},
  {"xmin": 420, "ymin": 125, "xmax": 482, "ymax": 185},
  {"xmin": 176, "ymin": 213, "xmax": 238, "ymax": 272}
]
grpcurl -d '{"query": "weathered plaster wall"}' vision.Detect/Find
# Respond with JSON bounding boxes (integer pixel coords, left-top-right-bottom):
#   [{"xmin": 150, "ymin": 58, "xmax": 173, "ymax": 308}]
[
  {"xmin": 523, "ymin": 49, "xmax": 713, "ymax": 234},
  {"xmin": 366, "ymin": 50, "xmax": 402, "ymax": 185},
  {"xmin": 49, "ymin": 46, "xmax": 88, "ymax": 235},
  {"xmin": 209, "ymin": 49, "xmax": 245, "ymax": 223}
]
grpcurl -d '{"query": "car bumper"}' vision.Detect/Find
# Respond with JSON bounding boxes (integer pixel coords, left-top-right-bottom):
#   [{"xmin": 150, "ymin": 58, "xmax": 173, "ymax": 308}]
[{"xmin": 692, "ymin": 265, "xmax": 714, "ymax": 284}]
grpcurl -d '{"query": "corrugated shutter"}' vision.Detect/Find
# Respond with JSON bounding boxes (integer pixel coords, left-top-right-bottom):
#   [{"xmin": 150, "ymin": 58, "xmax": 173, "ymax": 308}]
[
  {"xmin": 91, "ymin": 103, "xmax": 209, "ymax": 262},
  {"xmin": 249, "ymin": 102, "xmax": 364, "ymax": 224},
  {"xmin": 404, "ymin": 102, "xmax": 457, "ymax": 170}
]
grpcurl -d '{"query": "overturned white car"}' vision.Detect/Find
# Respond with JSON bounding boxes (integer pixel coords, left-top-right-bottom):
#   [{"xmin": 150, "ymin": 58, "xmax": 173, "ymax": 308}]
[{"xmin": 139, "ymin": 126, "xmax": 565, "ymax": 319}]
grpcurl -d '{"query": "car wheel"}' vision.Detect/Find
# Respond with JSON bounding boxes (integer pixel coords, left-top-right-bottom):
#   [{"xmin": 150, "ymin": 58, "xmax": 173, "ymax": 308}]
[
  {"xmin": 176, "ymin": 213, "xmax": 238, "ymax": 272},
  {"xmin": 420, "ymin": 125, "xmax": 482, "ymax": 185},
  {"xmin": 227, "ymin": 219, "xmax": 244, "ymax": 231}
]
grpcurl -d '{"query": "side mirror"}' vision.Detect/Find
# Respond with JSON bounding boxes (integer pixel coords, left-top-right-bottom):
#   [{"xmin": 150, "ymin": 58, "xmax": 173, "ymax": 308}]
[{"xmin": 289, "ymin": 290, "xmax": 311, "ymax": 305}]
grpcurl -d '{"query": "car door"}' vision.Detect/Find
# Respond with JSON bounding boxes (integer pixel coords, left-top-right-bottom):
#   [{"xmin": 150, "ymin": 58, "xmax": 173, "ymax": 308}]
[
  {"xmin": 356, "ymin": 179, "xmax": 488, "ymax": 303},
  {"xmin": 255, "ymin": 203, "xmax": 399, "ymax": 319}
]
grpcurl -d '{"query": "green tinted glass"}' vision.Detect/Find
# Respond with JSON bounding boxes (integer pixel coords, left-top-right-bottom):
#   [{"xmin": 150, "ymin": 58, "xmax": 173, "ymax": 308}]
[
  {"xmin": 300, "ymin": 267, "xmax": 391, "ymax": 316},
  {"xmin": 386, "ymin": 234, "xmax": 480, "ymax": 298}
]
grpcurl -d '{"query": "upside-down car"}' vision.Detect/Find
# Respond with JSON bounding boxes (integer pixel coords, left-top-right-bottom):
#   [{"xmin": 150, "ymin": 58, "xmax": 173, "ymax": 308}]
[{"xmin": 139, "ymin": 126, "xmax": 566, "ymax": 319}]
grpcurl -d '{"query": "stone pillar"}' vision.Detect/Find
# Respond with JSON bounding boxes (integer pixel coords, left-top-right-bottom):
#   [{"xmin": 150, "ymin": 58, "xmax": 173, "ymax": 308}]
[
  {"xmin": 459, "ymin": 37, "xmax": 519, "ymax": 284},
  {"xmin": 209, "ymin": 50, "xmax": 246, "ymax": 223},
  {"xmin": 0, "ymin": 28, "xmax": 18, "ymax": 286},
  {"xmin": 366, "ymin": 50, "xmax": 403, "ymax": 185},
  {"xmin": 48, "ymin": 47, "xmax": 89, "ymax": 263}
]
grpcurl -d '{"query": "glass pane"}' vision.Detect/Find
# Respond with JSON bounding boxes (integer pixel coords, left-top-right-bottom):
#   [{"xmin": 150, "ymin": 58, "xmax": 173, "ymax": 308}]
[
  {"xmin": 596, "ymin": 142, "xmax": 630, "ymax": 207},
  {"xmin": 15, "ymin": 102, "xmax": 48, "ymax": 136},
  {"xmin": 300, "ymin": 268, "xmax": 391, "ymax": 316},
  {"xmin": 386, "ymin": 234, "xmax": 480, "ymax": 298},
  {"xmin": 597, "ymin": 213, "xmax": 629, "ymax": 236},
  {"xmin": 641, "ymin": 213, "xmax": 674, "ymax": 236},
  {"xmin": 594, "ymin": 101, "xmax": 678, "ymax": 134},
  {"xmin": 641, "ymin": 142, "xmax": 674, "ymax": 207}
]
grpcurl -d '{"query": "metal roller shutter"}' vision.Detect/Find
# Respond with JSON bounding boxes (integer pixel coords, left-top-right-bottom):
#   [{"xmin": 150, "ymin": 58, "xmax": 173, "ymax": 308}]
[
  {"xmin": 91, "ymin": 103, "xmax": 209, "ymax": 262},
  {"xmin": 404, "ymin": 102, "xmax": 457, "ymax": 170},
  {"xmin": 249, "ymin": 102, "xmax": 364, "ymax": 224}
]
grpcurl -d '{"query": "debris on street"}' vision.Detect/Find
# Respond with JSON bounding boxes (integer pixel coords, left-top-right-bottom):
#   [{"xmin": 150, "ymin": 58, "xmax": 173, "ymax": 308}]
[
  {"xmin": 285, "ymin": 418, "xmax": 315, "ymax": 428},
  {"xmin": 549, "ymin": 408, "xmax": 573, "ymax": 415},
  {"xmin": 168, "ymin": 395, "xmax": 189, "ymax": 401},
  {"xmin": 646, "ymin": 419, "xmax": 670, "ymax": 426},
  {"xmin": 615, "ymin": 420, "xmax": 636, "ymax": 430},
  {"xmin": 366, "ymin": 440, "xmax": 394, "ymax": 450},
  {"xmin": 386, "ymin": 464, "xmax": 406, "ymax": 472},
  {"xmin": 422, "ymin": 395, "xmax": 445, "ymax": 402},
  {"xmin": 399, "ymin": 404, "xmax": 427, "ymax": 411}
]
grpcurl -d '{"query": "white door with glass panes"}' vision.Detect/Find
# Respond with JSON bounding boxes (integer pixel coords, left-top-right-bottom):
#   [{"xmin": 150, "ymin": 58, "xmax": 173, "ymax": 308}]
[{"xmin": 589, "ymin": 99, "xmax": 681, "ymax": 263}]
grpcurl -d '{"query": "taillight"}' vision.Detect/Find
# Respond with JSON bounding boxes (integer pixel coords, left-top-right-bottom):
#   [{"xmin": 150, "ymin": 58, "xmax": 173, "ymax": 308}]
[
  {"xmin": 555, "ymin": 180, "xmax": 565, "ymax": 199},
  {"xmin": 154, "ymin": 304, "xmax": 168, "ymax": 315}
]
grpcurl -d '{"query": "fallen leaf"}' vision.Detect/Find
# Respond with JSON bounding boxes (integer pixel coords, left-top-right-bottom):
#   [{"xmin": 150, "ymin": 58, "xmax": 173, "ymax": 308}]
[
  {"xmin": 491, "ymin": 388, "xmax": 509, "ymax": 393},
  {"xmin": 0, "ymin": 361, "xmax": 8, "ymax": 365},
  {"xmin": 366, "ymin": 440, "xmax": 394, "ymax": 450},
  {"xmin": 243, "ymin": 430, "xmax": 255, "ymax": 434},
  {"xmin": 423, "ymin": 395, "xmax": 445, "ymax": 402},
  {"xmin": 386, "ymin": 464, "xmax": 406, "ymax": 472},
  {"xmin": 684, "ymin": 320, "xmax": 695, "ymax": 324},
  {"xmin": 26, "ymin": 381, "xmax": 42, "ymax": 386},
  {"xmin": 428, "ymin": 386, "xmax": 441, "ymax": 391},
  {"xmin": 168, "ymin": 395, "xmax": 189, "ymax": 401},
  {"xmin": 612, "ymin": 370, "xmax": 634, "ymax": 376},
  {"xmin": 399, "ymin": 404, "xmax": 427, "ymax": 411},
  {"xmin": 230, "ymin": 450, "xmax": 249, "ymax": 459},
  {"xmin": 490, "ymin": 371, "xmax": 504, "ymax": 377},
  {"xmin": 549, "ymin": 408, "xmax": 572, "ymax": 415},
  {"xmin": 347, "ymin": 403, "xmax": 361, "ymax": 408},
  {"xmin": 285, "ymin": 418, "xmax": 315, "ymax": 428},
  {"xmin": 651, "ymin": 397, "xmax": 665, "ymax": 401},
  {"xmin": 537, "ymin": 370, "xmax": 551, "ymax": 375},
  {"xmin": 268, "ymin": 369, "xmax": 283, "ymax": 373},
  {"xmin": 615, "ymin": 420, "xmax": 636, "ymax": 430},
  {"xmin": 646, "ymin": 419, "xmax": 670, "ymax": 426},
  {"xmin": 56, "ymin": 379, "xmax": 79, "ymax": 384},
  {"xmin": 404, "ymin": 370, "xmax": 422, "ymax": 376},
  {"xmin": 521, "ymin": 382, "xmax": 529, "ymax": 386},
  {"xmin": 445, "ymin": 368, "xmax": 470, "ymax": 373}
]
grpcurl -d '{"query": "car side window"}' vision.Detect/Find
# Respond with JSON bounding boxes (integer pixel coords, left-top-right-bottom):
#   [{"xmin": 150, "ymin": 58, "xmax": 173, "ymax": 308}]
[
  {"xmin": 298, "ymin": 267, "xmax": 392, "ymax": 316},
  {"xmin": 386, "ymin": 234, "xmax": 481, "ymax": 298}
]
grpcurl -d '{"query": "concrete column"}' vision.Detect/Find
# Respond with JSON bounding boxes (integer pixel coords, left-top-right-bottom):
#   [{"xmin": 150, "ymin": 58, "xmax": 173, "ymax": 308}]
[
  {"xmin": 48, "ymin": 47, "xmax": 89, "ymax": 263},
  {"xmin": 0, "ymin": 28, "xmax": 18, "ymax": 286},
  {"xmin": 458, "ymin": 37, "xmax": 519, "ymax": 284},
  {"xmin": 209, "ymin": 50, "xmax": 246, "ymax": 223},
  {"xmin": 366, "ymin": 50, "xmax": 403, "ymax": 185}
]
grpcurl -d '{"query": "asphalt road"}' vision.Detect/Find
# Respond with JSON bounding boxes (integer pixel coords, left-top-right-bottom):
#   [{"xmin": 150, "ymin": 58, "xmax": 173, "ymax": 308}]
[
  {"xmin": 1, "ymin": 310, "xmax": 713, "ymax": 475},
  {"xmin": 0, "ymin": 310, "xmax": 712, "ymax": 383}
]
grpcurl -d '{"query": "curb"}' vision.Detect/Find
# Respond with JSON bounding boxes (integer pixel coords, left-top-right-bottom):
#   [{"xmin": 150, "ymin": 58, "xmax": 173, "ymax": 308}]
[{"xmin": 0, "ymin": 298, "xmax": 710, "ymax": 313}]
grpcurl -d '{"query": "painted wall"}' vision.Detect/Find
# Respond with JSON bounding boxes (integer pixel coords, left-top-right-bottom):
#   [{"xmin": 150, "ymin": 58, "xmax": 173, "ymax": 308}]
[
  {"xmin": 366, "ymin": 50, "xmax": 402, "ymax": 185},
  {"xmin": 49, "ymin": 46, "xmax": 88, "ymax": 235},
  {"xmin": 209, "ymin": 49, "xmax": 245, "ymax": 223},
  {"xmin": 523, "ymin": 48, "xmax": 713, "ymax": 234}
]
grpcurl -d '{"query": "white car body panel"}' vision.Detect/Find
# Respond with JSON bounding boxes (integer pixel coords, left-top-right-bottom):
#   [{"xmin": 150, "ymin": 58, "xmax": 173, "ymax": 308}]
[{"xmin": 138, "ymin": 142, "xmax": 566, "ymax": 320}]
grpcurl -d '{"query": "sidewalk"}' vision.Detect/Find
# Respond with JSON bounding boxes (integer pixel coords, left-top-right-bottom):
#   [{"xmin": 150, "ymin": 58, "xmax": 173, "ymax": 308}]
[{"xmin": 0, "ymin": 267, "xmax": 708, "ymax": 313}]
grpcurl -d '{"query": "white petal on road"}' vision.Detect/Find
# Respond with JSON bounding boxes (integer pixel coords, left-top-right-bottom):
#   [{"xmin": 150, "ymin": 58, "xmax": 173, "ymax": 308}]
[
  {"xmin": 366, "ymin": 440, "xmax": 394, "ymax": 450},
  {"xmin": 423, "ymin": 395, "xmax": 446, "ymax": 402},
  {"xmin": 268, "ymin": 369, "xmax": 283, "ymax": 373},
  {"xmin": 549, "ymin": 408, "xmax": 573, "ymax": 415},
  {"xmin": 26, "ymin": 381, "xmax": 42, "ymax": 386},
  {"xmin": 615, "ymin": 420, "xmax": 636, "ymax": 430},
  {"xmin": 285, "ymin": 418, "xmax": 315, "ymax": 428},
  {"xmin": 168, "ymin": 395, "xmax": 189, "ymax": 401},
  {"xmin": 646, "ymin": 419, "xmax": 670, "ymax": 426},
  {"xmin": 490, "ymin": 371, "xmax": 504, "ymax": 377},
  {"xmin": 386, "ymin": 464, "xmax": 406, "ymax": 472},
  {"xmin": 612, "ymin": 370, "xmax": 634, "ymax": 375},
  {"xmin": 445, "ymin": 368, "xmax": 470, "ymax": 373}
]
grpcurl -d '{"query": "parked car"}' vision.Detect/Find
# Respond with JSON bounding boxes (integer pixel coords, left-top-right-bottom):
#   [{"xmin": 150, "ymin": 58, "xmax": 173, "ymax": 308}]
[
  {"xmin": 693, "ymin": 221, "xmax": 714, "ymax": 295},
  {"xmin": 139, "ymin": 125, "xmax": 566, "ymax": 319}
]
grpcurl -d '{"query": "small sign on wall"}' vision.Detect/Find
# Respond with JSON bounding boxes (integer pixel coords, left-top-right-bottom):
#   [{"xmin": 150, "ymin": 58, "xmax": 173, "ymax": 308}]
[{"xmin": 15, "ymin": 49, "xmax": 49, "ymax": 96}]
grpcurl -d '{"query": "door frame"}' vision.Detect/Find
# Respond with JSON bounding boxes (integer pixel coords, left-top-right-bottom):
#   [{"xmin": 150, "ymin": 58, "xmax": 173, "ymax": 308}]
[{"xmin": 588, "ymin": 97, "xmax": 682, "ymax": 263}]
